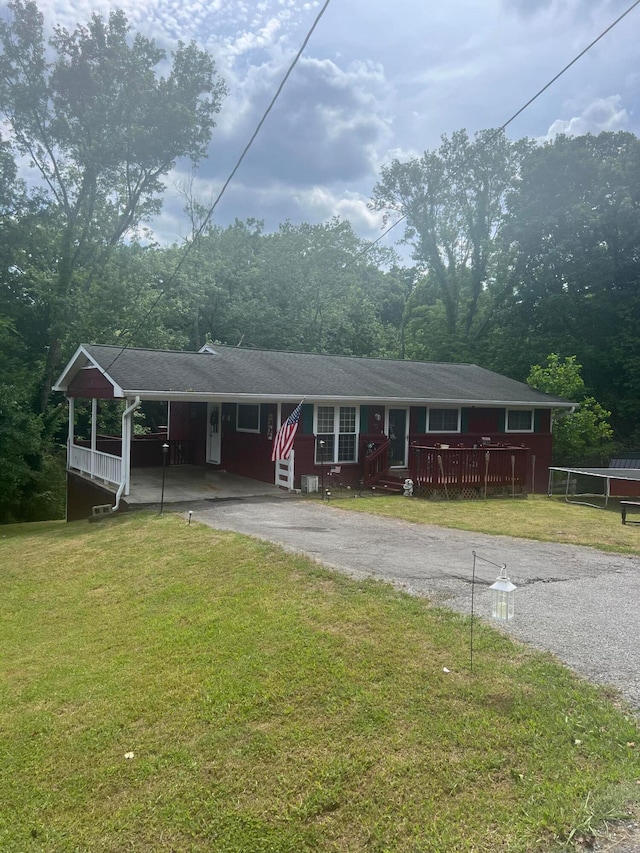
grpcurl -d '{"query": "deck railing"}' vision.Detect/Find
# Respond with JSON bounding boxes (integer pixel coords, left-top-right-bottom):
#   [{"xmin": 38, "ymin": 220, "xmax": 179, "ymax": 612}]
[
  {"xmin": 409, "ymin": 445, "xmax": 528, "ymax": 494},
  {"xmin": 362, "ymin": 437, "xmax": 391, "ymax": 487},
  {"xmin": 69, "ymin": 443, "xmax": 122, "ymax": 487}
]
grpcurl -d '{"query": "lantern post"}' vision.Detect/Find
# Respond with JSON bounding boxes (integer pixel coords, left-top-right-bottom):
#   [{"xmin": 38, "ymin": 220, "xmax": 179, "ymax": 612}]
[
  {"xmin": 318, "ymin": 439, "xmax": 325, "ymax": 499},
  {"xmin": 160, "ymin": 442, "xmax": 170, "ymax": 514}
]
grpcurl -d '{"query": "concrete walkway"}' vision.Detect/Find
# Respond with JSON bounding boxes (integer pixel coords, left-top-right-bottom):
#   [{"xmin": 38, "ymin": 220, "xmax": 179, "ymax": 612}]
[{"xmin": 184, "ymin": 496, "xmax": 640, "ymax": 715}]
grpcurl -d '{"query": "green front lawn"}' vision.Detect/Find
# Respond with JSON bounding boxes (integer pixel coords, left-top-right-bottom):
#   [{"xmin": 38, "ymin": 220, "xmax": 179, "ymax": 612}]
[
  {"xmin": 1, "ymin": 514, "xmax": 638, "ymax": 851},
  {"xmin": 328, "ymin": 493, "xmax": 640, "ymax": 554}
]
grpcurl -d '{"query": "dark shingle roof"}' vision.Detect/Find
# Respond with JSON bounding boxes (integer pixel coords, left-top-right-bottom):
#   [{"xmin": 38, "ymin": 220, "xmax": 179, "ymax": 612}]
[{"xmin": 66, "ymin": 344, "xmax": 572, "ymax": 407}]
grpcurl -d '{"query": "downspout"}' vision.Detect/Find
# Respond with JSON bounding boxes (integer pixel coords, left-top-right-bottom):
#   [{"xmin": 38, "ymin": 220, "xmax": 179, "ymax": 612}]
[{"xmin": 113, "ymin": 395, "xmax": 141, "ymax": 512}]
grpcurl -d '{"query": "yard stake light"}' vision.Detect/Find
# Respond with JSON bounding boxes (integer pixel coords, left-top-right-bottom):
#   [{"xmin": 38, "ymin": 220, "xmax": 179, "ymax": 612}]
[
  {"xmin": 160, "ymin": 442, "xmax": 170, "ymax": 515},
  {"xmin": 489, "ymin": 566, "xmax": 516, "ymax": 621},
  {"xmin": 188, "ymin": 510, "xmax": 193, "ymax": 525}
]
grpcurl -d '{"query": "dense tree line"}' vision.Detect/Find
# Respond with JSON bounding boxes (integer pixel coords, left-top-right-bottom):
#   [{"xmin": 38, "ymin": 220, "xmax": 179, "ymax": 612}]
[{"xmin": 0, "ymin": 2, "xmax": 635, "ymax": 520}]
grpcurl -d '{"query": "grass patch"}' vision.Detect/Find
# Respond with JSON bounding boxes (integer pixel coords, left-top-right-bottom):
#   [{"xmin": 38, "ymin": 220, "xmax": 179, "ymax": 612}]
[
  {"xmin": 1, "ymin": 514, "xmax": 639, "ymax": 851},
  {"xmin": 327, "ymin": 493, "xmax": 640, "ymax": 554}
]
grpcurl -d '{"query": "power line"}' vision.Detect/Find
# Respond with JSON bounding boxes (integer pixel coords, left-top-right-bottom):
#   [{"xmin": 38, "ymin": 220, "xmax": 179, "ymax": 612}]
[
  {"xmin": 103, "ymin": 0, "xmax": 332, "ymax": 373},
  {"xmin": 103, "ymin": 0, "xmax": 639, "ymax": 368},
  {"xmin": 498, "ymin": 0, "xmax": 640, "ymax": 135},
  {"xmin": 356, "ymin": 0, "xmax": 640, "ymax": 260}
]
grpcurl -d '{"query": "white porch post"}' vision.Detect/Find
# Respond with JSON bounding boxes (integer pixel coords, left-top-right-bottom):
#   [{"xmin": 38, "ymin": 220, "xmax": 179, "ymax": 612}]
[
  {"xmin": 122, "ymin": 399, "xmax": 133, "ymax": 496},
  {"xmin": 67, "ymin": 396, "xmax": 75, "ymax": 466},
  {"xmin": 90, "ymin": 398, "xmax": 98, "ymax": 479}
]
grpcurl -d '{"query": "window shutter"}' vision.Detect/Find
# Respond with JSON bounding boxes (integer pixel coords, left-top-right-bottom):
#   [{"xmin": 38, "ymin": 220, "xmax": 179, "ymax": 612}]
[
  {"xmin": 301, "ymin": 403, "xmax": 314, "ymax": 435},
  {"xmin": 534, "ymin": 409, "xmax": 543, "ymax": 433}
]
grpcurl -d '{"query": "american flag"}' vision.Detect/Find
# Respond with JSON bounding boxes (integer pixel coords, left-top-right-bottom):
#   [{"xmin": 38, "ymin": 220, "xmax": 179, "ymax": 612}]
[{"xmin": 272, "ymin": 401, "xmax": 304, "ymax": 461}]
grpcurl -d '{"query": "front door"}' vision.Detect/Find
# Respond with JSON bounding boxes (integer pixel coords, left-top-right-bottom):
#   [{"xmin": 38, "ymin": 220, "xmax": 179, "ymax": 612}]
[
  {"xmin": 387, "ymin": 408, "xmax": 408, "ymax": 467},
  {"xmin": 207, "ymin": 402, "xmax": 221, "ymax": 464}
]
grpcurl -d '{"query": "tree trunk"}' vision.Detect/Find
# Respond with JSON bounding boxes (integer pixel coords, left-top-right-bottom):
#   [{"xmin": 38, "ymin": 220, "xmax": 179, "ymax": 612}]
[{"xmin": 41, "ymin": 336, "xmax": 62, "ymax": 413}]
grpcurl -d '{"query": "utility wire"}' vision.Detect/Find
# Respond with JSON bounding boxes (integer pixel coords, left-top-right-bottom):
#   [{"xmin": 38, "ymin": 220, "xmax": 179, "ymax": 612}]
[
  {"xmin": 102, "ymin": 0, "xmax": 332, "ymax": 373},
  {"xmin": 357, "ymin": 0, "xmax": 640, "ymax": 260},
  {"xmin": 104, "ymin": 0, "xmax": 639, "ymax": 369}
]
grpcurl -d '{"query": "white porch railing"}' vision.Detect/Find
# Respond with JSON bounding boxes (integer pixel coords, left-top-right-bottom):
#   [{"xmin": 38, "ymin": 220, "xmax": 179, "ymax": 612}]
[
  {"xmin": 69, "ymin": 443, "xmax": 122, "ymax": 487},
  {"xmin": 275, "ymin": 450, "xmax": 294, "ymax": 490}
]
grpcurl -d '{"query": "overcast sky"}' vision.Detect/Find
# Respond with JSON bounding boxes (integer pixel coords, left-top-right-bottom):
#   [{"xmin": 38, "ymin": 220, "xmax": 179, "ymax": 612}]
[{"xmin": 23, "ymin": 0, "xmax": 640, "ymax": 250}]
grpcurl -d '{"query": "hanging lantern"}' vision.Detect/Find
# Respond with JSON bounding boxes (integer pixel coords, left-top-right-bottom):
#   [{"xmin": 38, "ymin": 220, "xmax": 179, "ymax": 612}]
[{"xmin": 489, "ymin": 566, "xmax": 516, "ymax": 621}]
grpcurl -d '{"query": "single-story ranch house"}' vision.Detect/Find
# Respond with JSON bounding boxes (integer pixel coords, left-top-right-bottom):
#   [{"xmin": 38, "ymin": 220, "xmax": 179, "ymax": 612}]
[{"xmin": 54, "ymin": 343, "xmax": 574, "ymax": 519}]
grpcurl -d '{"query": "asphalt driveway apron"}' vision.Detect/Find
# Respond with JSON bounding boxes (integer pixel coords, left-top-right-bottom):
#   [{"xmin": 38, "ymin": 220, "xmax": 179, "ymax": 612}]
[{"xmin": 187, "ymin": 497, "xmax": 640, "ymax": 714}]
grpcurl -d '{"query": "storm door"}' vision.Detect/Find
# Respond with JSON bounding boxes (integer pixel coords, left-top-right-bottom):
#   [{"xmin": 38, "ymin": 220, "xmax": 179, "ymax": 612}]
[
  {"xmin": 207, "ymin": 402, "xmax": 221, "ymax": 464},
  {"xmin": 387, "ymin": 408, "xmax": 408, "ymax": 467}
]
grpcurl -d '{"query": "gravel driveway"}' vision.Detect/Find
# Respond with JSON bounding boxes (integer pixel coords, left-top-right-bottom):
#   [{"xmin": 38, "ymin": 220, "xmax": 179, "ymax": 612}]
[{"xmin": 187, "ymin": 496, "xmax": 640, "ymax": 714}]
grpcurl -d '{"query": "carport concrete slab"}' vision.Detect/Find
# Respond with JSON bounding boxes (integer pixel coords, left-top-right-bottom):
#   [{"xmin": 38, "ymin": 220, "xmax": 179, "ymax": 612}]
[{"xmin": 125, "ymin": 467, "xmax": 297, "ymax": 505}]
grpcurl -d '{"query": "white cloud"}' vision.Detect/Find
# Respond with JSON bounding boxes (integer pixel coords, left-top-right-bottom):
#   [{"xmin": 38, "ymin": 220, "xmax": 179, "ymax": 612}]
[
  {"xmin": 227, "ymin": 16, "xmax": 284, "ymax": 58},
  {"xmin": 540, "ymin": 95, "xmax": 629, "ymax": 141},
  {"xmin": 10, "ymin": 0, "xmax": 640, "ymax": 252},
  {"xmin": 198, "ymin": 54, "xmax": 393, "ymax": 189},
  {"xmin": 296, "ymin": 187, "xmax": 385, "ymax": 234}
]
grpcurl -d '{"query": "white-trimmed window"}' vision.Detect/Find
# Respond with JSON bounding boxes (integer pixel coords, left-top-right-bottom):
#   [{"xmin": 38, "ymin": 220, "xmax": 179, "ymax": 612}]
[
  {"xmin": 315, "ymin": 405, "xmax": 358, "ymax": 463},
  {"xmin": 427, "ymin": 408, "xmax": 460, "ymax": 432},
  {"xmin": 237, "ymin": 403, "xmax": 260, "ymax": 433},
  {"xmin": 506, "ymin": 409, "xmax": 533, "ymax": 432}
]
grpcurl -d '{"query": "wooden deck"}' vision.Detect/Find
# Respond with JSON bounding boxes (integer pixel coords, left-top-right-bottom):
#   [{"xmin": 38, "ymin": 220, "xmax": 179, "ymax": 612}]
[{"xmin": 408, "ymin": 445, "xmax": 529, "ymax": 497}]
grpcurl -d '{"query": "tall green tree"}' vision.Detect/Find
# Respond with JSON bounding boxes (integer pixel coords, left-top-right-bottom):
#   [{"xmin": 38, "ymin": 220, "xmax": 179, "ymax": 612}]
[
  {"xmin": 497, "ymin": 132, "xmax": 640, "ymax": 440},
  {"xmin": 161, "ymin": 217, "xmax": 398, "ymax": 357},
  {"xmin": 0, "ymin": 0, "xmax": 227, "ymax": 409},
  {"xmin": 527, "ymin": 354, "xmax": 613, "ymax": 464},
  {"xmin": 0, "ymin": 383, "xmax": 65, "ymax": 522},
  {"xmin": 370, "ymin": 129, "xmax": 533, "ymax": 361}
]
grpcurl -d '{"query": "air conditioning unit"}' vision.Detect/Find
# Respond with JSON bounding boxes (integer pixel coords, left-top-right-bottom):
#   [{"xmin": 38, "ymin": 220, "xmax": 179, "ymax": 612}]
[{"xmin": 301, "ymin": 475, "xmax": 319, "ymax": 494}]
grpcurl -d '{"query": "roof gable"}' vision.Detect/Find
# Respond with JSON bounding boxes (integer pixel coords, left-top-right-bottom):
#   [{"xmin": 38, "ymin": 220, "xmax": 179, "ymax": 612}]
[{"xmin": 53, "ymin": 345, "xmax": 124, "ymax": 397}]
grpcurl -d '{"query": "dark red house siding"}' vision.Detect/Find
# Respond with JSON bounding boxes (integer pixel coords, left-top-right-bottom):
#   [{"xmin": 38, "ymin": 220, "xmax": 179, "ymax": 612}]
[
  {"xmin": 169, "ymin": 402, "xmax": 191, "ymax": 440},
  {"xmin": 289, "ymin": 435, "xmax": 362, "ymax": 490},
  {"xmin": 189, "ymin": 403, "xmax": 208, "ymax": 465},
  {"xmin": 466, "ymin": 407, "xmax": 500, "ymax": 434},
  {"xmin": 67, "ymin": 367, "xmax": 115, "ymax": 398},
  {"xmin": 156, "ymin": 401, "xmax": 555, "ymax": 494},
  {"xmin": 363, "ymin": 404, "xmax": 386, "ymax": 435},
  {"xmin": 167, "ymin": 402, "xmax": 208, "ymax": 465},
  {"xmin": 169, "ymin": 401, "xmax": 241, "ymax": 470},
  {"xmin": 160, "ymin": 403, "xmax": 552, "ymax": 493},
  {"xmin": 608, "ymin": 480, "xmax": 640, "ymax": 497},
  {"xmin": 217, "ymin": 403, "xmax": 278, "ymax": 482}
]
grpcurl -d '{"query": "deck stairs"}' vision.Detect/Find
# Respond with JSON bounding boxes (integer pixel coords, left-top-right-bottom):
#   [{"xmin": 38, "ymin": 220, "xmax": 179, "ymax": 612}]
[{"xmin": 370, "ymin": 468, "xmax": 409, "ymax": 494}]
